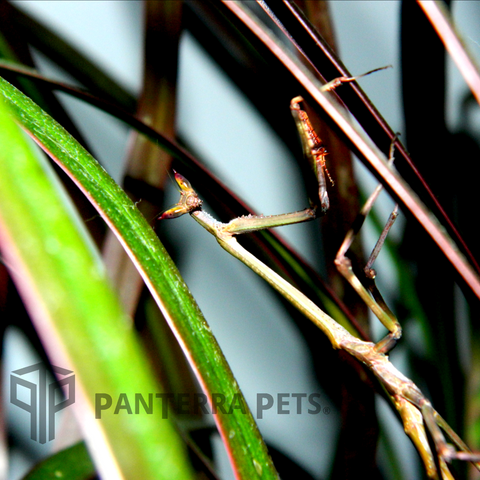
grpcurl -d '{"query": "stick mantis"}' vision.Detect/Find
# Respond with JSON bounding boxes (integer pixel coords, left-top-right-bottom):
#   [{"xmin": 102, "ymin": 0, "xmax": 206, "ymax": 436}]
[{"xmin": 160, "ymin": 75, "xmax": 480, "ymax": 479}]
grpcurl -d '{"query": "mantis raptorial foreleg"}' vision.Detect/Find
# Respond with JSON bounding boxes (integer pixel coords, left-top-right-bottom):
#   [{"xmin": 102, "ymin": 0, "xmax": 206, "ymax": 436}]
[
  {"xmin": 290, "ymin": 96, "xmax": 332, "ymax": 213},
  {"xmin": 289, "ymin": 65, "xmax": 391, "ymax": 214}
]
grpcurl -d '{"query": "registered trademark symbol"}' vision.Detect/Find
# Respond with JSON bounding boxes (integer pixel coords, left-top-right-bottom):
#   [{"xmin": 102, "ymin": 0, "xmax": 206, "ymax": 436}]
[{"xmin": 323, "ymin": 407, "xmax": 330, "ymax": 415}]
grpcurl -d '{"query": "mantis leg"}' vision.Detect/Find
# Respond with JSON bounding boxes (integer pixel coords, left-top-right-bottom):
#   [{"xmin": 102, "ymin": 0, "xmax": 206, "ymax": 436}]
[
  {"xmin": 321, "ymin": 65, "xmax": 392, "ymax": 92},
  {"xmin": 289, "ymin": 66, "xmax": 391, "ymax": 212},
  {"xmin": 393, "ymin": 395, "xmax": 441, "ymax": 479},
  {"xmin": 159, "ymin": 172, "xmax": 318, "ymax": 230},
  {"xmin": 290, "ymin": 96, "xmax": 332, "ymax": 213},
  {"xmin": 399, "ymin": 386, "xmax": 480, "ymax": 476},
  {"xmin": 433, "ymin": 411, "xmax": 480, "ymax": 466},
  {"xmin": 334, "ymin": 141, "xmax": 401, "ymax": 353}
]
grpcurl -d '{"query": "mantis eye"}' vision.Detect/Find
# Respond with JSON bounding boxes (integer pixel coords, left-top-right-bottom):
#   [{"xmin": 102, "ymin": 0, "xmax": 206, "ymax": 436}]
[
  {"xmin": 159, "ymin": 205, "xmax": 190, "ymax": 220},
  {"xmin": 173, "ymin": 171, "xmax": 194, "ymax": 193}
]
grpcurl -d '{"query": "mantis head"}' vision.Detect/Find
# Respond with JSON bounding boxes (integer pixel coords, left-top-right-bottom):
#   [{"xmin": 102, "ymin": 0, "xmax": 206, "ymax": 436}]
[{"xmin": 159, "ymin": 171, "xmax": 203, "ymax": 220}]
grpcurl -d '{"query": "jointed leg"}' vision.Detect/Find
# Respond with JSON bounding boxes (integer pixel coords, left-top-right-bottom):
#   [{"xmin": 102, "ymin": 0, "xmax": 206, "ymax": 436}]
[
  {"xmin": 335, "ymin": 141, "xmax": 401, "ymax": 353},
  {"xmin": 393, "ymin": 395, "xmax": 439, "ymax": 479},
  {"xmin": 290, "ymin": 96, "xmax": 332, "ymax": 213},
  {"xmin": 402, "ymin": 387, "xmax": 480, "ymax": 474},
  {"xmin": 434, "ymin": 411, "xmax": 480, "ymax": 466},
  {"xmin": 289, "ymin": 65, "xmax": 391, "ymax": 213},
  {"xmin": 322, "ymin": 65, "xmax": 391, "ymax": 92},
  {"xmin": 159, "ymin": 172, "xmax": 319, "ymax": 231}
]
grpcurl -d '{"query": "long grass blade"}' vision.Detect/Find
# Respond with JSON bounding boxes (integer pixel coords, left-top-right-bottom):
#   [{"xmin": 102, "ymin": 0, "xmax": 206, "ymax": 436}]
[
  {"xmin": 0, "ymin": 91, "xmax": 194, "ymax": 480},
  {"xmin": 0, "ymin": 75, "xmax": 278, "ymax": 480},
  {"xmin": 419, "ymin": 0, "xmax": 480, "ymax": 106}
]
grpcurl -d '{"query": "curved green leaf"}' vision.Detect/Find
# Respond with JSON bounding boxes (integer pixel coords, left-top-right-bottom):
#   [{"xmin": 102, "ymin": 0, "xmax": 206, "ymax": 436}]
[
  {"xmin": 0, "ymin": 88, "xmax": 194, "ymax": 479},
  {"xmin": 0, "ymin": 75, "xmax": 278, "ymax": 479}
]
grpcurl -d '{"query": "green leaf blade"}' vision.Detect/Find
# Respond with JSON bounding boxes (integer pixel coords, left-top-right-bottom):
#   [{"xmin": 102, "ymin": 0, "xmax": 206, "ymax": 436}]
[
  {"xmin": 0, "ymin": 75, "xmax": 278, "ymax": 479},
  {"xmin": 0, "ymin": 84, "xmax": 194, "ymax": 480}
]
